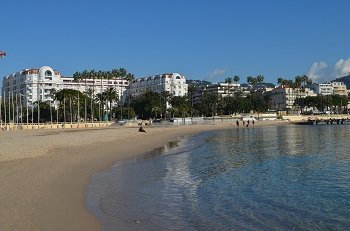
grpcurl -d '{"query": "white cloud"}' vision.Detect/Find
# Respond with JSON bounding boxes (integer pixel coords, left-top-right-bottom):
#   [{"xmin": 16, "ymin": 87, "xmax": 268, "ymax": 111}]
[
  {"xmin": 306, "ymin": 58, "xmax": 350, "ymax": 83},
  {"xmin": 206, "ymin": 67, "xmax": 227, "ymax": 82},
  {"xmin": 306, "ymin": 61, "xmax": 328, "ymax": 83},
  {"xmin": 334, "ymin": 58, "xmax": 350, "ymax": 78}
]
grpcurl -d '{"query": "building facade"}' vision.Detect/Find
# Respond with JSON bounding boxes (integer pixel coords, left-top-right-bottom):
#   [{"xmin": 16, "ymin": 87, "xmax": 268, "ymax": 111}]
[
  {"xmin": 271, "ymin": 86, "xmax": 316, "ymax": 111},
  {"xmin": 205, "ymin": 82, "xmax": 241, "ymax": 97},
  {"xmin": 331, "ymin": 82, "xmax": 347, "ymax": 95},
  {"xmin": 2, "ymin": 66, "xmax": 129, "ymax": 107},
  {"xmin": 311, "ymin": 81, "xmax": 348, "ymax": 96},
  {"xmin": 128, "ymin": 73, "xmax": 188, "ymax": 97}
]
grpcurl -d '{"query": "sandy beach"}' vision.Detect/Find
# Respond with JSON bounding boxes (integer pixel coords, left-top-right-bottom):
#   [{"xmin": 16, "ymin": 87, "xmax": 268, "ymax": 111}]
[{"xmin": 0, "ymin": 120, "xmax": 286, "ymax": 231}]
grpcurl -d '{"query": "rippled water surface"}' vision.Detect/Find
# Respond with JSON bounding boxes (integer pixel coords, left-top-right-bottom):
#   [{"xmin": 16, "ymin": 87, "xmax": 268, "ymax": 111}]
[{"xmin": 87, "ymin": 125, "xmax": 350, "ymax": 230}]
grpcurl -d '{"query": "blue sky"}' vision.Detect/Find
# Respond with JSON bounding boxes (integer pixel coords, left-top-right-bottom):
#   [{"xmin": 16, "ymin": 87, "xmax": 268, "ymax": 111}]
[{"xmin": 1, "ymin": 0, "xmax": 350, "ymax": 89}]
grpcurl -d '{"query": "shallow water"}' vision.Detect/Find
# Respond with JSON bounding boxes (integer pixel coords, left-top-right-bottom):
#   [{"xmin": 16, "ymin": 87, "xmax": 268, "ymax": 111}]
[{"xmin": 86, "ymin": 125, "xmax": 350, "ymax": 230}]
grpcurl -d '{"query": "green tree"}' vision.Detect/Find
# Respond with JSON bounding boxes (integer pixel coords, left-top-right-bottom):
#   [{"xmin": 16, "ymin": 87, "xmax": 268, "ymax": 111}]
[
  {"xmin": 103, "ymin": 87, "xmax": 118, "ymax": 121},
  {"xmin": 170, "ymin": 96, "xmax": 190, "ymax": 118},
  {"xmin": 130, "ymin": 90, "xmax": 161, "ymax": 119},
  {"xmin": 233, "ymin": 75, "xmax": 240, "ymax": 84}
]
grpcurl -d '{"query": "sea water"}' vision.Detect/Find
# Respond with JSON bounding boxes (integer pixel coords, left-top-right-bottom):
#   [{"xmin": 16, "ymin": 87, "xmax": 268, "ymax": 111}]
[{"xmin": 86, "ymin": 125, "xmax": 350, "ymax": 230}]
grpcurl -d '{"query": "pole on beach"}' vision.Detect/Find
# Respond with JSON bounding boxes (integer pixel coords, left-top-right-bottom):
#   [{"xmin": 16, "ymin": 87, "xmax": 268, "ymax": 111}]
[
  {"xmin": 19, "ymin": 94, "xmax": 23, "ymax": 124},
  {"xmin": 37, "ymin": 101, "xmax": 40, "ymax": 129},
  {"xmin": 50, "ymin": 100, "xmax": 53, "ymax": 125},
  {"xmin": 0, "ymin": 94, "xmax": 2, "ymax": 128},
  {"xmin": 4, "ymin": 94, "xmax": 7, "ymax": 129},
  {"xmin": 77, "ymin": 92, "xmax": 80, "ymax": 124},
  {"xmin": 56, "ymin": 101, "xmax": 59, "ymax": 125},
  {"xmin": 84, "ymin": 97, "xmax": 87, "ymax": 123},
  {"xmin": 12, "ymin": 92, "xmax": 14, "ymax": 125},
  {"xmin": 70, "ymin": 97, "xmax": 72, "ymax": 125},
  {"xmin": 15, "ymin": 93, "xmax": 18, "ymax": 128},
  {"xmin": 63, "ymin": 97, "xmax": 66, "ymax": 124},
  {"xmin": 8, "ymin": 92, "xmax": 11, "ymax": 125},
  {"xmin": 26, "ymin": 98, "xmax": 28, "ymax": 129},
  {"xmin": 31, "ymin": 105, "xmax": 33, "ymax": 127}
]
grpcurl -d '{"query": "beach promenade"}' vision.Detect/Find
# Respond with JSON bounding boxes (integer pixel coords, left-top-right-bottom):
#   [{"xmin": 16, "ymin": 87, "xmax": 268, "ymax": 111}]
[{"xmin": 0, "ymin": 120, "xmax": 285, "ymax": 231}]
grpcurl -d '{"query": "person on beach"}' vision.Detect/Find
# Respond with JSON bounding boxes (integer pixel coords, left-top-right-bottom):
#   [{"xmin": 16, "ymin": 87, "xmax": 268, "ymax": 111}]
[
  {"xmin": 236, "ymin": 120, "xmax": 239, "ymax": 127},
  {"xmin": 246, "ymin": 120, "xmax": 250, "ymax": 127},
  {"xmin": 139, "ymin": 126, "xmax": 146, "ymax": 133},
  {"xmin": 252, "ymin": 120, "xmax": 255, "ymax": 125}
]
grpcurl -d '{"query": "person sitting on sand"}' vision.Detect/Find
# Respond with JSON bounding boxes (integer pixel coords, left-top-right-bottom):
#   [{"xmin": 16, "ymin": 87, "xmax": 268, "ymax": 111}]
[{"xmin": 138, "ymin": 126, "xmax": 146, "ymax": 133}]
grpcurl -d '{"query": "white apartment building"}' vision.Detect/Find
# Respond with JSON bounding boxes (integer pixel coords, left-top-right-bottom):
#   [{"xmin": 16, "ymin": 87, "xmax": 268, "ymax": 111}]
[
  {"xmin": 271, "ymin": 86, "xmax": 316, "ymax": 111},
  {"xmin": 331, "ymin": 82, "xmax": 347, "ymax": 96},
  {"xmin": 205, "ymin": 82, "xmax": 241, "ymax": 97},
  {"xmin": 2, "ymin": 66, "xmax": 129, "ymax": 106},
  {"xmin": 128, "ymin": 73, "xmax": 188, "ymax": 97},
  {"xmin": 312, "ymin": 82, "xmax": 333, "ymax": 95},
  {"xmin": 311, "ymin": 82, "xmax": 348, "ymax": 96}
]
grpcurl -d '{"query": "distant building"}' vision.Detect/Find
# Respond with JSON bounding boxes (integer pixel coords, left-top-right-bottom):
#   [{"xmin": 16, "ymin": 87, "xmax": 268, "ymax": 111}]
[
  {"xmin": 311, "ymin": 81, "xmax": 348, "ymax": 96},
  {"xmin": 128, "ymin": 73, "xmax": 188, "ymax": 97},
  {"xmin": 312, "ymin": 82, "xmax": 333, "ymax": 95},
  {"xmin": 2, "ymin": 66, "xmax": 128, "ymax": 106},
  {"xmin": 331, "ymin": 82, "xmax": 347, "ymax": 96},
  {"xmin": 271, "ymin": 86, "xmax": 316, "ymax": 111},
  {"xmin": 204, "ymin": 82, "xmax": 241, "ymax": 97}
]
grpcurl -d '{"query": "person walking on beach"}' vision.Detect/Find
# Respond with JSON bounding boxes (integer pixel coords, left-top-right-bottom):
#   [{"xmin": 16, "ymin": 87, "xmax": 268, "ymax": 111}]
[
  {"xmin": 236, "ymin": 120, "xmax": 239, "ymax": 127},
  {"xmin": 246, "ymin": 120, "xmax": 250, "ymax": 127}
]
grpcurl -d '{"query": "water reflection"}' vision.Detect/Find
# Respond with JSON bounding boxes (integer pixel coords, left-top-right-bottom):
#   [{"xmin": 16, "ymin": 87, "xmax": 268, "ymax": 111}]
[{"xmin": 87, "ymin": 125, "xmax": 350, "ymax": 231}]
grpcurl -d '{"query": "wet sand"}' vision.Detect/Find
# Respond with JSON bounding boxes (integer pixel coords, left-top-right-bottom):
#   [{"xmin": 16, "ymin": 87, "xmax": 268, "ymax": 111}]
[{"xmin": 0, "ymin": 120, "xmax": 286, "ymax": 231}]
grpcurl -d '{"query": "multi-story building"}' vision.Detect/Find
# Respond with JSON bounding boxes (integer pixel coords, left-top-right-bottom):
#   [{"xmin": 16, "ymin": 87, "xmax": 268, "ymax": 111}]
[
  {"xmin": 331, "ymin": 82, "xmax": 347, "ymax": 96},
  {"xmin": 271, "ymin": 86, "xmax": 316, "ymax": 111},
  {"xmin": 205, "ymin": 82, "xmax": 241, "ymax": 97},
  {"xmin": 191, "ymin": 82, "xmax": 241, "ymax": 105},
  {"xmin": 311, "ymin": 81, "xmax": 348, "ymax": 96},
  {"xmin": 128, "ymin": 73, "xmax": 188, "ymax": 97},
  {"xmin": 312, "ymin": 82, "xmax": 333, "ymax": 95},
  {"xmin": 2, "ymin": 66, "xmax": 129, "ymax": 106},
  {"xmin": 2, "ymin": 66, "xmax": 63, "ymax": 106}
]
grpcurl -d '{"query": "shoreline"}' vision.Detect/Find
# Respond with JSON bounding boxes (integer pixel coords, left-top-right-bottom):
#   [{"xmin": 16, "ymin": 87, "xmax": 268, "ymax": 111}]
[{"xmin": 0, "ymin": 120, "xmax": 287, "ymax": 231}]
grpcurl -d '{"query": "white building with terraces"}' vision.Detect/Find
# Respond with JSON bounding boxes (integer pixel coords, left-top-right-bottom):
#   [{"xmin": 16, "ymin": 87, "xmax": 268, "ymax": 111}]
[
  {"xmin": 2, "ymin": 66, "xmax": 129, "ymax": 107},
  {"xmin": 128, "ymin": 73, "xmax": 188, "ymax": 97}
]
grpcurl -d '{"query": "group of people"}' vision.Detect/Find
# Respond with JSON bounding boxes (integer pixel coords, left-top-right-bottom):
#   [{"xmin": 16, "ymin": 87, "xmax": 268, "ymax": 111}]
[{"xmin": 236, "ymin": 119, "xmax": 254, "ymax": 128}]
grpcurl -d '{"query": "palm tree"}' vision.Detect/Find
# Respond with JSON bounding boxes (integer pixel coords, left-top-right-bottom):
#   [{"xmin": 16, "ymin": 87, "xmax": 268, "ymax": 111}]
[
  {"xmin": 118, "ymin": 68, "xmax": 127, "ymax": 78},
  {"xmin": 256, "ymin": 75, "xmax": 264, "ymax": 85},
  {"xmin": 126, "ymin": 73, "xmax": 135, "ymax": 82},
  {"xmin": 277, "ymin": 77, "xmax": 284, "ymax": 85},
  {"xmin": 247, "ymin": 76, "xmax": 254, "ymax": 85},
  {"xmin": 103, "ymin": 87, "xmax": 118, "ymax": 121},
  {"xmin": 187, "ymin": 85, "xmax": 196, "ymax": 118},
  {"xmin": 233, "ymin": 75, "xmax": 240, "ymax": 84},
  {"xmin": 224, "ymin": 77, "xmax": 233, "ymax": 84},
  {"xmin": 160, "ymin": 91, "xmax": 173, "ymax": 119}
]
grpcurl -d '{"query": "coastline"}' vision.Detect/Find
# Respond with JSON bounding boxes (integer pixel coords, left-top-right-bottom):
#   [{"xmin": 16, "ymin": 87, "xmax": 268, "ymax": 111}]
[{"xmin": 0, "ymin": 120, "xmax": 287, "ymax": 231}]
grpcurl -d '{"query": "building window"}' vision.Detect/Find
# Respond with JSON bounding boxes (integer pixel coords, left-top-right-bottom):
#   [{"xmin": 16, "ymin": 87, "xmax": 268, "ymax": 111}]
[{"xmin": 45, "ymin": 70, "xmax": 52, "ymax": 76}]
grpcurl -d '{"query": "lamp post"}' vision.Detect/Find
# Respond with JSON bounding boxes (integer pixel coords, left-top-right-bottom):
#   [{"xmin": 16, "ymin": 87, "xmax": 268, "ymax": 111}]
[
  {"xmin": 17, "ymin": 93, "xmax": 28, "ymax": 126},
  {"xmin": 1, "ymin": 51, "xmax": 7, "ymax": 128},
  {"xmin": 0, "ymin": 93, "xmax": 2, "ymax": 128}
]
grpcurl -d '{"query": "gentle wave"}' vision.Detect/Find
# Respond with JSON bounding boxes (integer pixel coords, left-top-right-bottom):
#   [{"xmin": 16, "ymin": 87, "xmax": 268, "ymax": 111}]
[{"xmin": 87, "ymin": 125, "xmax": 350, "ymax": 230}]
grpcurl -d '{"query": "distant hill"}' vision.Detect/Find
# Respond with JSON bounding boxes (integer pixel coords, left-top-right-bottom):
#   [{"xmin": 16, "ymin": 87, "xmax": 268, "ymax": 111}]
[{"xmin": 333, "ymin": 75, "xmax": 350, "ymax": 88}]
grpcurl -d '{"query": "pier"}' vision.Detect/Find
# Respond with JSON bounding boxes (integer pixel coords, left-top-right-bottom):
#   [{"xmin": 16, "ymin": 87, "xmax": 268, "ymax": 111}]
[{"xmin": 284, "ymin": 115, "xmax": 350, "ymax": 125}]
